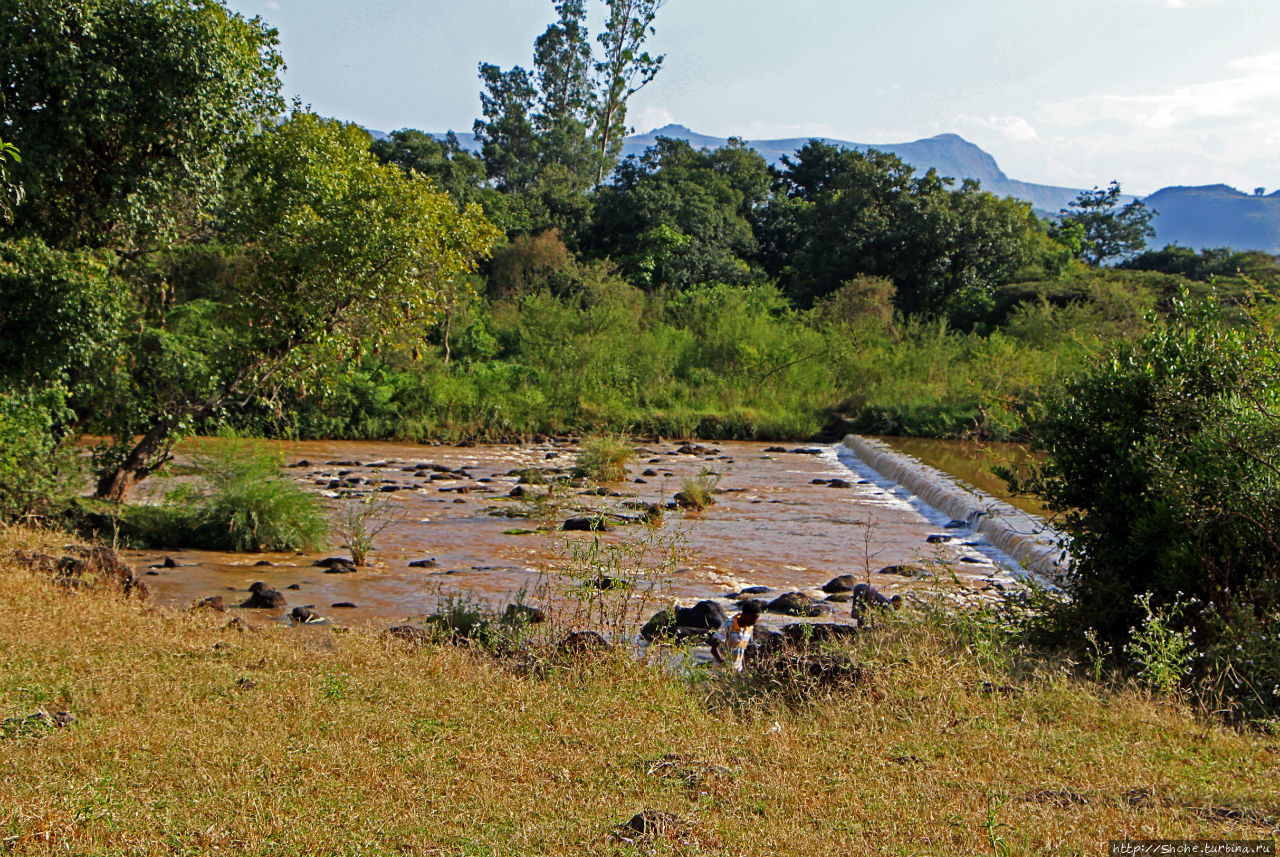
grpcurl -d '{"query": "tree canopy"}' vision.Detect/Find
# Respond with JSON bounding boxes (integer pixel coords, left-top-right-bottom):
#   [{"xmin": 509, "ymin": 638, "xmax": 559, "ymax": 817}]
[
  {"xmin": 0, "ymin": 0, "xmax": 284, "ymax": 252},
  {"xmin": 1052, "ymin": 181, "xmax": 1155, "ymax": 267}
]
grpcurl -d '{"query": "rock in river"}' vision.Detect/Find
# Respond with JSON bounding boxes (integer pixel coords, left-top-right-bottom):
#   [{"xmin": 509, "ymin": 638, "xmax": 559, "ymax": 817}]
[
  {"xmin": 766, "ymin": 591, "xmax": 823, "ymax": 617},
  {"xmin": 241, "ymin": 581, "xmax": 286, "ymax": 610}
]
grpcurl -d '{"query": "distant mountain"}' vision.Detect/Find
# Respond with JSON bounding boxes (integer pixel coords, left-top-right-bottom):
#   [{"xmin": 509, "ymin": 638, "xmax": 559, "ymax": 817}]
[
  {"xmin": 1143, "ymin": 185, "xmax": 1280, "ymax": 252},
  {"xmin": 409, "ymin": 124, "xmax": 1280, "ymax": 254},
  {"xmin": 625, "ymin": 125, "xmax": 1085, "ymax": 213}
]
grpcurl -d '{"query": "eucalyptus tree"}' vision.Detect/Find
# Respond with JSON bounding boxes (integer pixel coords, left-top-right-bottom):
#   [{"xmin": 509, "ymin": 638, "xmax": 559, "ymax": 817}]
[{"xmin": 474, "ymin": 0, "xmax": 666, "ymax": 234}]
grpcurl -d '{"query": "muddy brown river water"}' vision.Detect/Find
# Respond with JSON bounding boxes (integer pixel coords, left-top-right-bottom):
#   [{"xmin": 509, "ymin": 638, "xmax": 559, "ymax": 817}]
[{"xmin": 130, "ymin": 438, "xmax": 1028, "ymax": 631}]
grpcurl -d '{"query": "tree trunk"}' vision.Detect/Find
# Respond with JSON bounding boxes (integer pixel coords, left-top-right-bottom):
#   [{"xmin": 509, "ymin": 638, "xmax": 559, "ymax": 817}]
[{"xmin": 94, "ymin": 421, "xmax": 174, "ymax": 503}]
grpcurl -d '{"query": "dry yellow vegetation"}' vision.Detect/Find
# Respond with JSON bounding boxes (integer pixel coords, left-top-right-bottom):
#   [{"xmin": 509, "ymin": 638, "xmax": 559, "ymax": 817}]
[{"xmin": 0, "ymin": 524, "xmax": 1276, "ymax": 856}]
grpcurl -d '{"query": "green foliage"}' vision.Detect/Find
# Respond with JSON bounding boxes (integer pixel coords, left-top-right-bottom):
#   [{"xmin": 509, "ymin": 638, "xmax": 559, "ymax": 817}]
[
  {"xmin": 171, "ymin": 435, "xmax": 328, "ymax": 552},
  {"xmin": 332, "ymin": 495, "xmax": 400, "ymax": 566},
  {"xmin": 1015, "ymin": 294, "xmax": 1280, "ymax": 717},
  {"xmin": 587, "ymin": 137, "xmax": 771, "ymax": 291},
  {"xmin": 761, "ymin": 141, "xmax": 1042, "ymax": 316},
  {"xmin": 0, "ymin": 389, "xmax": 80, "ymax": 521},
  {"xmin": 0, "ymin": 238, "xmax": 128, "ymax": 388},
  {"xmin": 1051, "ymin": 181, "xmax": 1155, "ymax": 267},
  {"xmin": 1125, "ymin": 593, "xmax": 1194, "ymax": 696},
  {"xmin": 675, "ymin": 467, "xmax": 720, "ymax": 511},
  {"xmin": 0, "ymin": 0, "xmax": 284, "ymax": 250},
  {"xmin": 572, "ymin": 435, "xmax": 635, "ymax": 481}
]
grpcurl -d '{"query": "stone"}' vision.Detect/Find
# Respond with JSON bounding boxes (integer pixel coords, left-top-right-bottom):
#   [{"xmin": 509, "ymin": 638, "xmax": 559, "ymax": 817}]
[
  {"xmin": 781, "ymin": 622, "xmax": 858, "ymax": 645},
  {"xmin": 408, "ymin": 558, "xmax": 438, "ymax": 568},
  {"xmin": 563, "ymin": 516, "xmax": 612, "ymax": 532},
  {"xmin": 558, "ymin": 630, "xmax": 609, "ymax": 655},
  {"xmin": 825, "ymin": 592, "xmax": 853, "ymax": 603},
  {"xmin": 790, "ymin": 447, "xmax": 824, "ymax": 455},
  {"xmin": 315, "ymin": 556, "xmax": 355, "ymax": 568},
  {"xmin": 926, "ymin": 534, "xmax": 952, "ymax": 544},
  {"xmin": 676, "ymin": 600, "xmax": 727, "ymax": 630},
  {"xmin": 878, "ymin": 564, "xmax": 931, "ymax": 578},
  {"xmin": 384, "ymin": 625, "xmax": 430, "ymax": 646},
  {"xmin": 764, "ymin": 446, "xmax": 787, "ymax": 453},
  {"xmin": 191, "ymin": 595, "xmax": 227, "ymax": 612},
  {"xmin": 240, "ymin": 581, "xmax": 286, "ymax": 610},
  {"xmin": 740, "ymin": 585, "xmax": 772, "ymax": 595},
  {"xmin": 253, "ymin": 560, "xmax": 274, "ymax": 566},
  {"xmin": 827, "ymin": 479, "xmax": 852, "ymax": 488},
  {"xmin": 502, "ymin": 603, "xmax": 546, "ymax": 625},
  {"xmin": 290, "ymin": 606, "xmax": 323, "ymax": 623},
  {"xmin": 323, "ymin": 561, "xmax": 358, "ymax": 574},
  {"xmin": 822, "ymin": 574, "xmax": 859, "ymax": 593},
  {"xmin": 766, "ymin": 591, "xmax": 822, "ymax": 617},
  {"xmin": 331, "ymin": 602, "xmax": 358, "ymax": 608}
]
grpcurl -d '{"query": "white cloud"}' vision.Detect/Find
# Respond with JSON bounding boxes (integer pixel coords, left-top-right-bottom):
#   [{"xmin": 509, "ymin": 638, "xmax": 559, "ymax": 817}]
[
  {"xmin": 1007, "ymin": 52, "xmax": 1280, "ymax": 193},
  {"xmin": 631, "ymin": 105, "xmax": 676, "ymax": 133}
]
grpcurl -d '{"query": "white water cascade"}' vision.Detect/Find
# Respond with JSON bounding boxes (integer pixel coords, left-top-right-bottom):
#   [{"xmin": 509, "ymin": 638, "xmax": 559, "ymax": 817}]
[{"xmin": 841, "ymin": 435, "xmax": 1071, "ymax": 584}]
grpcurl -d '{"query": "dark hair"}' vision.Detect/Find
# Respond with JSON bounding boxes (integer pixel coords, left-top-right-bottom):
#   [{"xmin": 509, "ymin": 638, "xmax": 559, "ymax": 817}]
[{"xmin": 738, "ymin": 599, "xmax": 764, "ymax": 617}]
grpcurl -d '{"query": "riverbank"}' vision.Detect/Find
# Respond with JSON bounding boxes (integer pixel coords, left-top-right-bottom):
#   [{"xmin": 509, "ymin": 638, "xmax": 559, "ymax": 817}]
[{"xmin": 2, "ymin": 524, "xmax": 1276, "ymax": 855}]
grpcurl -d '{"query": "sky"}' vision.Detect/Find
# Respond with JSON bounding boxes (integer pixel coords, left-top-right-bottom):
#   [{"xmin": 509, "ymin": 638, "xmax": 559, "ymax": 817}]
[{"xmin": 223, "ymin": 0, "xmax": 1280, "ymax": 196}]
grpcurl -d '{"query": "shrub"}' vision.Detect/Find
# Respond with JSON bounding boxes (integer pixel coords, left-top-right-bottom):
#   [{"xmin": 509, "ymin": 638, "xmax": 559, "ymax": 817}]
[
  {"xmin": 674, "ymin": 467, "xmax": 720, "ymax": 511},
  {"xmin": 331, "ymin": 494, "xmax": 399, "ymax": 566},
  {"xmin": 0, "ymin": 388, "xmax": 80, "ymax": 521},
  {"xmin": 572, "ymin": 434, "xmax": 635, "ymax": 482},
  {"xmin": 1015, "ymin": 293, "xmax": 1280, "ymax": 717},
  {"xmin": 176, "ymin": 435, "xmax": 328, "ymax": 552}
]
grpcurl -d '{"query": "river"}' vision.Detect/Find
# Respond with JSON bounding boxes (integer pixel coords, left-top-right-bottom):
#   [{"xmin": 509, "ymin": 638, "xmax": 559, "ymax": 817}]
[{"xmin": 130, "ymin": 437, "xmax": 1035, "ymax": 630}]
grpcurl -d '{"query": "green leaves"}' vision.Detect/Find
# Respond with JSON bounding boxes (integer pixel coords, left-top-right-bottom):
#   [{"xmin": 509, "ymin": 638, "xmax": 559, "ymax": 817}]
[{"xmin": 1, "ymin": 0, "xmax": 283, "ymax": 250}]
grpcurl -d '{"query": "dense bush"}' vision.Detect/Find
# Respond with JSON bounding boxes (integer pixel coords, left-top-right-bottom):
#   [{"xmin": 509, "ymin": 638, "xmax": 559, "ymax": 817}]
[
  {"xmin": 0, "ymin": 389, "xmax": 80, "ymax": 521},
  {"xmin": 162, "ymin": 435, "xmax": 328, "ymax": 552},
  {"xmin": 1015, "ymin": 294, "xmax": 1280, "ymax": 716}
]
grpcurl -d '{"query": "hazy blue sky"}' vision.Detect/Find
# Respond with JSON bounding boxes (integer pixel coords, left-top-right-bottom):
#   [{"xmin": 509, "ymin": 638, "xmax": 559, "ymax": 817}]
[{"xmin": 223, "ymin": 0, "xmax": 1280, "ymax": 195}]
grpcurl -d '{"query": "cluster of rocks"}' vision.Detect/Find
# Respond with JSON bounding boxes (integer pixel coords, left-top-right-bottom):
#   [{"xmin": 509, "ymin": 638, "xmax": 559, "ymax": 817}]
[{"xmin": 17, "ymin": 545, "xmax": 149, "ymax": 599}]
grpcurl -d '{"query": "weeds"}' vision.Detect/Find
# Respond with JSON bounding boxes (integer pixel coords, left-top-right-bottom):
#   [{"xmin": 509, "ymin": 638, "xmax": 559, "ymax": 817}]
[
  {"xmin": 572, "ymin": 434, "xmax": 635, "ymax": 482},
  {"xmin": 331, "ymin": 493, "xmax": 401, "ymax": 566},
  {"xmin": 1126, "ymin": 592, "xmax": 1194, "ymax": 696},
  {"xmin": 674, "ymin": 466, "xmax": 720, "ymax": 511}
]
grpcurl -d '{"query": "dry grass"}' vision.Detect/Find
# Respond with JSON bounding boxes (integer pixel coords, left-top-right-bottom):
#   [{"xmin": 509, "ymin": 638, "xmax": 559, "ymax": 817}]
[{"xmin": 0, "ymin": 523, "xmax": 1277, "ymax": 855}]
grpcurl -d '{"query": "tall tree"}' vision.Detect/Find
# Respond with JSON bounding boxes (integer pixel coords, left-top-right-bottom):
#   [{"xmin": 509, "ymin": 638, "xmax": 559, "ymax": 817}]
[
  {"xmin": 760, "ymin": 141, "xmax": 1038, "ymax": 317},
  {"xmin": 91, "ymin": 114, "xmax": 499, "ymax": 501},
  {"xmin": 1052, "ymin": 181, "xmax": 1156, "ymax": 267},
  {"xmin": 473, "ymin": 0, "xmax": 665, "ymax": 233},
  {"xmin": 0, "ymin": 0, "xmax": 284, "ymax": 252},
  {"xmin": 592, "ymin": 0, "xmax": 665, "ymax": 185},
  {"xmin": 588, "ymin": 137, "xmax": 771, "ymax": 291}
]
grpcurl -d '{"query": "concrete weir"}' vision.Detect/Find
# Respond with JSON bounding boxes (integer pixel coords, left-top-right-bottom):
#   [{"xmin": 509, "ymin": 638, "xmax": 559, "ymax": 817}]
[{"xmin": 842, "ymin": 435, "xmax": 1071, "ymax": 583}]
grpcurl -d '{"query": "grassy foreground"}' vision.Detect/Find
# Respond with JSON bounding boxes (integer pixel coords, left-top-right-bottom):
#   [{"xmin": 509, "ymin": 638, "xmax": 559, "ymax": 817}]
[{"xmin": 0, "ymin": 526, "xmax": 1276, "ymax": 856}]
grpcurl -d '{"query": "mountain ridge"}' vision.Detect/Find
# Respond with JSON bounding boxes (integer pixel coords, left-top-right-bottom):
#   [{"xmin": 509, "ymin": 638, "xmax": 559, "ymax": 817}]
[{"xmin": 396, "ymin": 123, "xmax": 1279, "ymax": 254}]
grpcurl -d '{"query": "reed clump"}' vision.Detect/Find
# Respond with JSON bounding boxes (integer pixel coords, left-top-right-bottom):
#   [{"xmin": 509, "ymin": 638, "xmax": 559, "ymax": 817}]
[{"xmin": 572, "ymin": 434, "xmax": 635, "ymax": 483}]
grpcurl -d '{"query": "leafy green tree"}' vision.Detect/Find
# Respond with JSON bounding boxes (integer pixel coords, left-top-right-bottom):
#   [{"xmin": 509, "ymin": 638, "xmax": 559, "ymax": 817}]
[
  {"xmin": 473, "ymin": 0, "xmax": 665, "ymax": 233},
  {"xmin": 92, "ymin": 113, "xmax": 500, "ymax": 500},
  {"xmin": 371, "ymin": 130, "xmax": 489, "ymax": 210},
  {"xmin": 1014, "ymin": 295, "xmax": 1280, "ymax": 646},
  {"xmin": 1118, "ymin": 243, "xmax": 1280, "ymax": 286},
  {"xmin": 587, "ymin": 137, "xmax": 771, "ymax": 290},
  {"xmin": 1051, "ymin": 181, "xmax": 1155, "ymax": 266},
  {"xmin": 0, "ymin": 0, "xmax": 284, "ymax": 252},
  {"xmin": 761, "ymin": 141, "xmax": 1038, "ymax": 317}
]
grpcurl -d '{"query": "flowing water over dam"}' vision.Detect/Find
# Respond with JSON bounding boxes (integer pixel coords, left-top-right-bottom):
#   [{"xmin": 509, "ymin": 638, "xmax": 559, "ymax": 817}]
[{"xmin": 131, "ymin": 437, "xmax": 1064, "ymax": 629}]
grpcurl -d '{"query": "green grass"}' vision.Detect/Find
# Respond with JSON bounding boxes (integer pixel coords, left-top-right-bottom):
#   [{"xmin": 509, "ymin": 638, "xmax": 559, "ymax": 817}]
[{"xmin": 572, "ymin": 434, "xmax": 636, "ymax": 482}]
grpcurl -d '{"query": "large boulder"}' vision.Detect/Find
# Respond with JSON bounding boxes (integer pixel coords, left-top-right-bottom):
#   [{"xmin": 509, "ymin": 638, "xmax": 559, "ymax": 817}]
[
  {"xmin": 676, "ymin": 600, "xmax": 726, "ymax": 630},
  {"xmin": 641, "ymin": 601, "xmax": 729, "ymax": 641},
  {"xmin": 822, "ymin": 574, "xmax": 859, "ymax": 594},
  {"xmin": 240, "ymin": 581, "xmax": 286, "ymax": 610},
  {"xmin": 781, "ymin": 622, "xmax": 858, "ymax": 646},
  {"xmin": 766, "ymin": 591, "xmax": 823, "ymax": 617}
]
